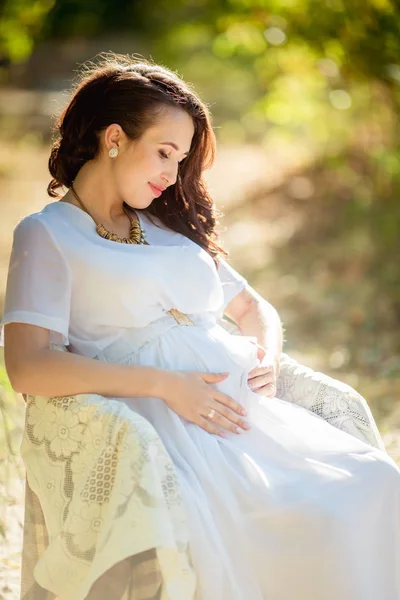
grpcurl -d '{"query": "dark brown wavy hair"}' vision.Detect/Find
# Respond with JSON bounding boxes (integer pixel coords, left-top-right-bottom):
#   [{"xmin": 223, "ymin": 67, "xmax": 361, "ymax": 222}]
[{"xmin": 48, "ymin": 52, "xmax": 227, "ymax": 262}]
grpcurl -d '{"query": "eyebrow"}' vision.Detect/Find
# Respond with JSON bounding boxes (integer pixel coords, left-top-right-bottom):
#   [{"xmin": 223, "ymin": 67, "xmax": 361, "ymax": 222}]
[{"xmin": 160, "ymin": 141, "xmax": 189, "ymax": 156}]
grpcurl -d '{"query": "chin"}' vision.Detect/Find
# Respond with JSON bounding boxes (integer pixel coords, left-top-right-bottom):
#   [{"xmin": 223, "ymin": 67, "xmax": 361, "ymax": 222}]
[
  {"xmin": 141, "ymin": 199, "xmax": 154, "ymax": 211},
  {"xmin": 125, "ymin": 198, "xmax": 153, "ymax": 211}
]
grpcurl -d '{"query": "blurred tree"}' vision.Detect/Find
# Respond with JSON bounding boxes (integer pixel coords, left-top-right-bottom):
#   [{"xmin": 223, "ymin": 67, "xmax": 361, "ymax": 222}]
[{"xmin": 0, "ymin": 0, "xmax": 56, "ymax": 65}]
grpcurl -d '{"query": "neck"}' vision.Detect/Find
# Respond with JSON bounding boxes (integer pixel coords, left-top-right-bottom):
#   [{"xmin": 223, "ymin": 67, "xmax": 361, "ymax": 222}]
[{"xmin": 66, "ymin": 160, "xmax": 126, "ymax": 224}]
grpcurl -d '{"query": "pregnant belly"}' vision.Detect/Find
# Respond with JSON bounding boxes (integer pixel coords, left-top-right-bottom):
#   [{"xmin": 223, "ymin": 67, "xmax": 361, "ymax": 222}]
[
  {"xmin": 133, "ymin": 321, "xmax": 259, "ymax": 379},
  {"xmin": 120, "ymin": 322, "xmax": 260, "ymax": 422}
]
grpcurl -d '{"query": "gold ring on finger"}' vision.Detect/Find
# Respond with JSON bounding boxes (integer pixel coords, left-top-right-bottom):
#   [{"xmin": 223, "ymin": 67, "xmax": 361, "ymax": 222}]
[{"xmin": 207, "ymin": 408, "xmax": 216, "ymax": 420}]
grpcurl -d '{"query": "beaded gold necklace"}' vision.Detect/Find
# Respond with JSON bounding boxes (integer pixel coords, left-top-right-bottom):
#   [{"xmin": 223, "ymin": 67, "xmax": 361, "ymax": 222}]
[
  {"xmin": 69, "ymin": 183, "xmax": 147, "ymax": 244},
  {"xmin": 67, "ymin": 183, "xmax": 195, "ymax": 326}
]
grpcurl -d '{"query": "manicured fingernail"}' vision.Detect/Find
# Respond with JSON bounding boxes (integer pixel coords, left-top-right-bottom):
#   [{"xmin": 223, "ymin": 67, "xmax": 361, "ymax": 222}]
[
  {"xmin": 241, "ymin": 408, "xmax": 247, "ymax": 416},
  {"xmin": 243, "ymin": 422, "xmax": 251, "ymax": 430}
]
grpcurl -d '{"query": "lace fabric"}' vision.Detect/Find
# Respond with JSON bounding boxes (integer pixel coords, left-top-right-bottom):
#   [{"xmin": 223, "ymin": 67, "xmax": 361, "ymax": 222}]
[
  {"xmin": 20, "ymin": 345, "xmax": 197, "ymax": 600},
  {"xmin": 276, "ymin": 352, "xmax": 385, "ymax": 450}
]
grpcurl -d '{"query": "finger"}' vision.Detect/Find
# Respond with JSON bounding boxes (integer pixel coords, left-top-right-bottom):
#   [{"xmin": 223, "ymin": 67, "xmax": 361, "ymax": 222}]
[
  {"xmin": 248, "ymin": 373, "xmax": 275, "ymax": 389},
  {"xmin": 206, "ymin": 401, "xmax": 250, "ymax": 431},
  {"xmin": 255, "ymin": 383, "xmax": 276, "ymax": 397},
  {"xmin": 267, "ymin": 383, "xmax": 277, "ymax": 397},
  {"xmin": 207, "ymin": 409, "xmax": 249, "ymax": 434},
  {"xmin": 213, "ymin": 390, "xmax": 247, "ymax": 416},
  {"xmin": 247, "ymin": 373, "xmax": 276, "ymax": 387},
  {"xmin": 248, "ymin": 365, "xmax": 274, "ymax": 377},
  {"xmin": 199, "ymin": 371, "xmax": 229, "ymax": 383},
  {"xmin": 198, "ymin": 416, "xmax": 226, "ymax": 437}
]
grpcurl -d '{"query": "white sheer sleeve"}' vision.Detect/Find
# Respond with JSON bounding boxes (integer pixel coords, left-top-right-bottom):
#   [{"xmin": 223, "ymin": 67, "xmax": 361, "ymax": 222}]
[
  {"xmin": 0, "ymin": 215, "xmax": 71, "ymax": 346},
  {"xmin": 216, "ymin": 257, "xmax": 248, "ymax": 314}
]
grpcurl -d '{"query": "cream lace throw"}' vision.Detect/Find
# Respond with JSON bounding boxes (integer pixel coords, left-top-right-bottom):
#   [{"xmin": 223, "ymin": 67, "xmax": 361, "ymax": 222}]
[{"xmin": 20, "ymin": 346, "xmax": 197, "ymax": 600}]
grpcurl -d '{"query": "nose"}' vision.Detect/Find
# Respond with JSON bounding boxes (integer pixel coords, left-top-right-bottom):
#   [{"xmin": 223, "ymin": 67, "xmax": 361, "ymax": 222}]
[{"xmin": 162, "ymin": 163, "xmax": 179, "ymax": 187}]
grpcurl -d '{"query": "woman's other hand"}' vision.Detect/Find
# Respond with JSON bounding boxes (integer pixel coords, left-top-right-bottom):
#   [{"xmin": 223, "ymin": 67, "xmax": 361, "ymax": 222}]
[{"xmin": 247, "ymin": 341, "xmax": 280, "ymax": 398}]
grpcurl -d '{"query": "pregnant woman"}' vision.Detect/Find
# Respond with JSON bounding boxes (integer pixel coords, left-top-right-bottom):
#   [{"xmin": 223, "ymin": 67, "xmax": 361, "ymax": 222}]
[{"xmin": 2, "ymin": 53, "xmax": 399, "ymax": 600}]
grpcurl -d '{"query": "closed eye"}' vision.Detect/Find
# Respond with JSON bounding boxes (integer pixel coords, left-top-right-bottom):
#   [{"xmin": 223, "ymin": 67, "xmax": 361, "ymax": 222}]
[{"xmin": 159, "ymin": 149, "xmax": 187, "ymax": 164}]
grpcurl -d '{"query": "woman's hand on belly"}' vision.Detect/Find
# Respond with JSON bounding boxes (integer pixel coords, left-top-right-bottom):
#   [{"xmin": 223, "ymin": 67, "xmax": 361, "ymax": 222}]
[{"xmin": 155, "ymin": 370, "xmax": 251, "ymax": 438}]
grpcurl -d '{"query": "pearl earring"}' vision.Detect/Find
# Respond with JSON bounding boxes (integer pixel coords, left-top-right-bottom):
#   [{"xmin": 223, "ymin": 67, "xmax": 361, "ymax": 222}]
[{"xmin": 109, "ymin": 147, "xmax": 119, "ymax": 158}]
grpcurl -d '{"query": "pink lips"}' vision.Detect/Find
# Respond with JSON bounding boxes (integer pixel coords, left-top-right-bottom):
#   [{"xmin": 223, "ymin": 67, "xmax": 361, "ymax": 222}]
[{"xmin": 148, "ymin": 183, "xmax": 166, "ymax": 197}]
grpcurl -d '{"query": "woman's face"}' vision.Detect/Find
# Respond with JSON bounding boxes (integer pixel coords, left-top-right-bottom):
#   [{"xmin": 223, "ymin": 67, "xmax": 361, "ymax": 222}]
[{"xmin": 107, "ymin": 106, "xmax": 195, "ymax": 210}]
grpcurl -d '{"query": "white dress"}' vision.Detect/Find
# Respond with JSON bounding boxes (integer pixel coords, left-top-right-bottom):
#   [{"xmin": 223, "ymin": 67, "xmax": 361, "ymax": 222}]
[{"xmin": 2, "ymin": 201, "xmax": 400, "ymax": 600}]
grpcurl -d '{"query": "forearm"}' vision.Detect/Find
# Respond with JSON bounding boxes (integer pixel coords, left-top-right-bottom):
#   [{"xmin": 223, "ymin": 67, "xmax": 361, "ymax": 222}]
[
  {"xmin": 235, "ymin": 292, "xmax": 285, "ymax": 361},
  {"xmin": 10, "ymin": 347, "xmax": 166, "ymax": 399}
]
